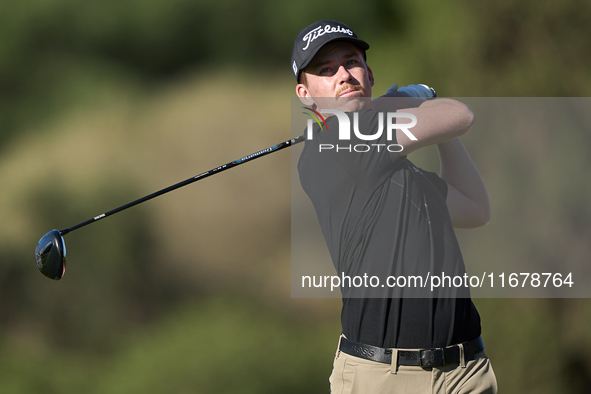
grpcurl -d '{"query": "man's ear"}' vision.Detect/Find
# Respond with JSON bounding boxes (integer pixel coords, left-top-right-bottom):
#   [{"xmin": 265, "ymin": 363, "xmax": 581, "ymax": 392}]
[
  {"xmin": 367, "ymin": 66, "xmax": 375, "ymax": 87},
  {"xmin": 296, "ymin": 83, "xmax": 315, "ymax": 106}
]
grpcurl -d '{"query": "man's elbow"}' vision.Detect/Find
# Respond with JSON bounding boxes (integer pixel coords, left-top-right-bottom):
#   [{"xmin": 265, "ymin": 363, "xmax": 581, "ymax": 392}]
[
  {"xmin": 470, "ymin": 204, "xmax": 492, "ymax": 228},
  {"xmin": 478, "ymin": 205, "xmax": 492, "ymax": 227},
  {"xmin": 430, "ymin": 99, "xmax": 475, "ymax": 141},
  {"xmin": 454, "ymin": 102, "xmax": 476, "ymax": 138},
  {"xmin": 456, "ymin": 201, "xmax": 492, "ymax": 229},
  {"xmin": 452, "ymin": 204, "xmax": 491, "ymax": 229}
]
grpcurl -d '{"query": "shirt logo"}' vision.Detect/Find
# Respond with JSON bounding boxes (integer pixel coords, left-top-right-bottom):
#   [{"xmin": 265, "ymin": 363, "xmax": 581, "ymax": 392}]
[{"xmin": 302, "ymin": 25, "xmax": 354, "ymax": 50}]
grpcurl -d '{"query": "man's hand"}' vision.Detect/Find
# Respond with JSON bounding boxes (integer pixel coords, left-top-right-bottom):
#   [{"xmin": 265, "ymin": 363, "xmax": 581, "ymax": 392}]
[
  {"xmin": 373, "ymin": 83, "xmax": 436, "ymax": 111},
  {"xmin": 389, "ymin": 84, "xmax": 437, "ymax": 99}
]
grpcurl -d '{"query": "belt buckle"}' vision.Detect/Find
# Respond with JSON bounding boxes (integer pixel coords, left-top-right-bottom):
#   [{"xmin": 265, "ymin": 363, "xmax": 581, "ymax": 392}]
[{"xmin": 420, "ymin": 348, "xmax": 444, "ymax": 368}]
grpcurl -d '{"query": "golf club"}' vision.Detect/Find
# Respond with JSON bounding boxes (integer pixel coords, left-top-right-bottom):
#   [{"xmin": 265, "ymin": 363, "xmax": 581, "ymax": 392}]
[{"xmin": 35, "ymin": 134, "xmax": 305, "ymax": 280}]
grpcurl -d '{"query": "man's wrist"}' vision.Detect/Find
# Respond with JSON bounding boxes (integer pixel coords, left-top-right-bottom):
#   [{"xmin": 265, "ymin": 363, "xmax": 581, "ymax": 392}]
[
  {"xmin": 437, "ymin": 137, "xmax": 462, "ymax": 149},
  {"xmin": 397, "ymin": 84, "xmax": 437, "ymax": 99},
  {"xmin": 381, "ymin": 83, "xmax": 437, "ymax": 98}
]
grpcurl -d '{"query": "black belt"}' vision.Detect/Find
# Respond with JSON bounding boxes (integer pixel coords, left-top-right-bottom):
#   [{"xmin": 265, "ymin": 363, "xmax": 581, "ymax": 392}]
[{"xmin": 339, "ymin": 336, "xmax": 485, "ymax": 368}]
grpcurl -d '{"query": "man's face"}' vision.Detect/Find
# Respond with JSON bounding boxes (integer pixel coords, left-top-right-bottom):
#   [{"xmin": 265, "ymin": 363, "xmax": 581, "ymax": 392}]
[{"xmin": 296, "ymin": 41, "xmax": 374, "ymax": 112}]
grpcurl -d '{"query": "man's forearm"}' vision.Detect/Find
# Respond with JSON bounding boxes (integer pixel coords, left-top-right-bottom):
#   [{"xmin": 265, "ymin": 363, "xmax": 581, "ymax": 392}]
[
  {"xmin": 438, "ymin": 138, "xmax": 491, "ymax": 228},
  {"xmin": 387, "ymin": 98, "xmax": 474, "ymax": 155},
  {"xmin": 378, "ymin": 91, "xmax": 489, "ymax": 227},
  {"xmin": 374, "ymin": 84, "xmax": 474, "ymax": 155},
  {"xmin": 372, "ymin": 92, "xmax": 424, "ymax": 111}
]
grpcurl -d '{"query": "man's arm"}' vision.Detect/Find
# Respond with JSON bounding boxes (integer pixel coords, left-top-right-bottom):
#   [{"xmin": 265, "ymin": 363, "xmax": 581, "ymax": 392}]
[
  {"xmin": 375, "ymin": 88, "xmax": 490, "ymax": 227},
  {"xmin": 438, "ymin": 138, "xmax": 491, "ymax": 228},
  {"xmin": 374, "ymin": 96, "xmax": 475, "ymax": 155},
  {"xmin": 375, "ymin": 93, "xmax": 490, "ymax": 228},
  {"xmin": 403, "ymin": 100, "xmax": 491, "ymax": 228},
  {"xmin": 396, "ymin": 99, "xmax": 476, "ymax": 155}
]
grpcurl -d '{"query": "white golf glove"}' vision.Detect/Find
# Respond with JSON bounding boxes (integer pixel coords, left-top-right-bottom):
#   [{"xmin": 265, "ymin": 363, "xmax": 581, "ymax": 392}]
[{"xmin": 387, "ymin": 84, "xmax": 436, "ymax": 99}]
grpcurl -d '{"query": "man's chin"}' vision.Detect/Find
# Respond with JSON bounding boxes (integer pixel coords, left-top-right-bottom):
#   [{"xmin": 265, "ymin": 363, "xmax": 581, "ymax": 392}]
[
  {"xmin": 335, "ymin": 96, "xmax": 374, "ymax": 112},
  {"xmin": 312, "ymin": 96, "xmax": 374, "ymax": 112}
]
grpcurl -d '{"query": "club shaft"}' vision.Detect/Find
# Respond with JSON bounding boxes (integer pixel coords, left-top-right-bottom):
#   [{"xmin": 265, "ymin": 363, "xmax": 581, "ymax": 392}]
[{"xmin": 59, "ymin": 135, "xmax": 305, "ymax": 236}]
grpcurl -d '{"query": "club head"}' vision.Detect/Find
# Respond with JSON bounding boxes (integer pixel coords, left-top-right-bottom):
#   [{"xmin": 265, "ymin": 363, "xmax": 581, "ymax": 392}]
[{"xmin": 35, "ymin": 229, "xmax": 66, "ymax": 280}]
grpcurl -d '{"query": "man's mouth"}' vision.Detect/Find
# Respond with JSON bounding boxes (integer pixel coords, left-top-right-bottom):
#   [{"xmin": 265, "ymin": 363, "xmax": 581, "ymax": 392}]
[{"xmin": 336, "ymin": 85, "xmax": 364, "ymax": 98}]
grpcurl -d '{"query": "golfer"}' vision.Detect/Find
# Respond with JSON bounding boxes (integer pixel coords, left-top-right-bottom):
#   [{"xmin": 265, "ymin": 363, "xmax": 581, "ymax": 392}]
[{"xmin": 292, "ymin": 21, "xmax": 498, "ymax": 393}]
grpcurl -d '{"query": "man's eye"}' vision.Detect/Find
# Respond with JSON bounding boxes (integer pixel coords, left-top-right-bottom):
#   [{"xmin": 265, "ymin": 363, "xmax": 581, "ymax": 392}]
[{"xmin": 320, "ymin": 68, "xmax": 331, "ymax": 74}]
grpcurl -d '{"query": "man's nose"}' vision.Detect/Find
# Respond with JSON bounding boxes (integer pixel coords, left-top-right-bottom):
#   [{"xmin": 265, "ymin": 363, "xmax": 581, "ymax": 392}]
[{"xmin": 335, "ymin": 65, "xmax": 353, "ymax": 82}]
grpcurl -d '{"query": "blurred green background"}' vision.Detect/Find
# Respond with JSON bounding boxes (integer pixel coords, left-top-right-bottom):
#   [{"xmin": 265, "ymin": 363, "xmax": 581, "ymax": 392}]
[{"xmin": 1, "ymin": 0, "xmax": 590, "ymax": 392}]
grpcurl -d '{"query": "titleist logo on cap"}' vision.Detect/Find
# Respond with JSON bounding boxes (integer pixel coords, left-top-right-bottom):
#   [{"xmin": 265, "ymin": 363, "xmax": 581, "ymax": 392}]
[{"xmin": 302, "ymin": 25, "xmax": 354, "ymax": 50}]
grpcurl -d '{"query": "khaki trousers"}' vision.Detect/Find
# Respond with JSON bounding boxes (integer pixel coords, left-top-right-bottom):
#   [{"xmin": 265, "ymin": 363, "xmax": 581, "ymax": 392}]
[{"xmin": 329, "ymin": 337, "xmax": 498, "ymax": 394}]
